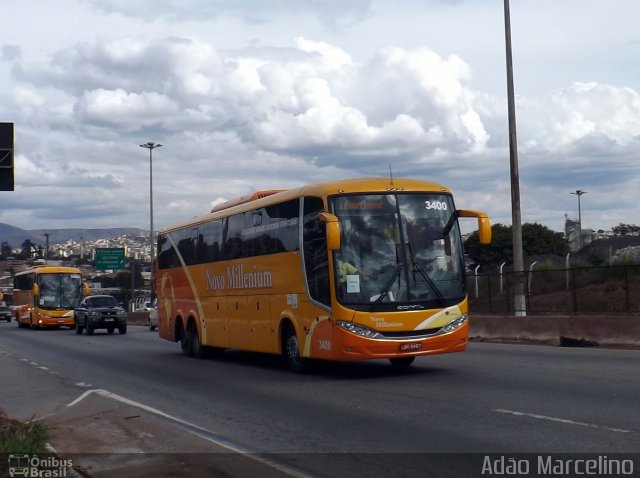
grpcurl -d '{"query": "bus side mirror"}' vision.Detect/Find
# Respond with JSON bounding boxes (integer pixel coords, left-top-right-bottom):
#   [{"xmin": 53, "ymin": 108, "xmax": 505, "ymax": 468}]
[
  {"xmin": 32, "ymin": 284, "xmax": 39, "ymax": 297},
  {"xmin": 457, "ymin": 209, "xmax": 492, "ymax": 245},
  {"xmin": 318, "ymin": 212, "xmax": 341, "ymax": 251},
  {"xmin": 82, "ymin": 283, "xmax": 90, "ymax": 296}
]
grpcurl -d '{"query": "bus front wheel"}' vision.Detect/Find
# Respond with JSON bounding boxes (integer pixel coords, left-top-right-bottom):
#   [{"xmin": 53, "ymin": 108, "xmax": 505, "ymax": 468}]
[{"xmin": 283, "ymin": 324, "xmax": 306, "ymax": 373}]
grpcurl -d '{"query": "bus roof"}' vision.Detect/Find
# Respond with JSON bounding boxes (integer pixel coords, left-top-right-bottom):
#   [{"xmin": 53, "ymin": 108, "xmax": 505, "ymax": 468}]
[
  {"xmin": 160, "ymin": 177, "xmax": 452, "ymax": 234},
  {"xmin": 14, "ymin": 265, "xmax": 83, "ymax": 276}
]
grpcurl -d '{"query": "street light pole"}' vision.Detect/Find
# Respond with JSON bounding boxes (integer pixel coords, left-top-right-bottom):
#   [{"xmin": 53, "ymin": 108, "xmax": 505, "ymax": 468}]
[
  {"xmin": 139, "ymin": 141, "xmax": 162, "ymax": 299},
  {"xmin": 570, "ymin": 190, "xmax": 587, "ymax": 249},
  {"xmin": 504, "ymin": 0, "xmax": 526, "ymax": 316}
]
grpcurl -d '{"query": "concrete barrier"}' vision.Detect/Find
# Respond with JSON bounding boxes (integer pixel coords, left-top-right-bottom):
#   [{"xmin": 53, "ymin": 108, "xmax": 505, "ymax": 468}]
[{"xmin": 469, "ymin": 314, "xmax": 640, "ymax": 348}]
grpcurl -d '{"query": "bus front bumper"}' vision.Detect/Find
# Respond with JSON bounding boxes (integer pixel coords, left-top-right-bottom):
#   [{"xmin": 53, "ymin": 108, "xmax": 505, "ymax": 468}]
[
  {"xmin": 324, "ymin": 320, "xmax": 469, "ymax": 361},
  {"xmin": 35, "ymin": 313, "xmax": 75, "ymax": 327}
]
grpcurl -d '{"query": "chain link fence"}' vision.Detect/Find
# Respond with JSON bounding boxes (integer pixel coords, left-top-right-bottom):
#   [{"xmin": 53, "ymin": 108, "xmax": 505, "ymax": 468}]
[{"xmin": 467, "ymin": 264, "xmax": 640, "ymax": 315}]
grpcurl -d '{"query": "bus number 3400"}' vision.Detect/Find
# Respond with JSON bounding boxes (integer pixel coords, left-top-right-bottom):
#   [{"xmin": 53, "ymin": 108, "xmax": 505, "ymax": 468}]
[{"xmin": 425, "ymin": 201, "xmax": 447, "ymax": 211}]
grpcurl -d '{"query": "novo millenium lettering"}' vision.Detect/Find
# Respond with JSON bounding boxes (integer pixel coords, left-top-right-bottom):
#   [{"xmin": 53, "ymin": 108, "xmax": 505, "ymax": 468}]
[{"xmin": 206, "ymin": 264, "xmax": 273, "ymax": 291}]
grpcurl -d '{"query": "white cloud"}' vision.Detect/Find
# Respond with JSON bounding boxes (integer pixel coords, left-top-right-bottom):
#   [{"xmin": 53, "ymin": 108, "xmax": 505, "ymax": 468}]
[
  {"xmin": 75, "ymin": 89, "xmax": 179, "ymax": 129},
  {"xmin": 294, "ymin": 37, "xmax": 353, "ymax": 69},
  {"xmin": 1, "ymin": 0, "xmax": 640, "ymax": 235}
]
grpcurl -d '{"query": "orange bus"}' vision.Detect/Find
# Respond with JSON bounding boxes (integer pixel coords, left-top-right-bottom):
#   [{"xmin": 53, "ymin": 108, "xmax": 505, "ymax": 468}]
[
  {"xmin": 156, "ymin": 178, "xmax": 491, "ymax": 371},
  {"xmin": 13, "ymin": 266, "xmax": 88, "ymax": 328}
]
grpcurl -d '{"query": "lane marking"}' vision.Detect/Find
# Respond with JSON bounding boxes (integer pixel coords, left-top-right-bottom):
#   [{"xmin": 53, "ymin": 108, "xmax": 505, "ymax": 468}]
[
  {"xmin": 495, "ymin": 409, "xmax": 634, "ymax": 433},
  {"xmin": 68, "ymin": 389, "xmax": 314, "ymax": 478}
]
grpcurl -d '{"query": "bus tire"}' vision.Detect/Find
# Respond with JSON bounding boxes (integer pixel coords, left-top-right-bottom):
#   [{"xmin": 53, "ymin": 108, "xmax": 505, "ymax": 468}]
[
  {"xmin": 86, "ymin": 322, "xmax": 94, "ymax": 335},
  {"xmin": 189, "ymin": 321, "xmax": 204, "ymax": 359},
  {"xmin": 283, "ymin": 323, "xmax": 306, "ymax": 373},
  {"xmin": 180, "ymin": 323, "xmax": 192, "ymax": 357},
  {"xmin": 389, "ymin": 357, "xmax": 415, "ymax": 368},
  {"xmin": 75, "ymin": 323, "xmax": 83, "ymax": 334},
  {"xmin": 118, "ymin": 325, "xmax": 127, "ymax": 335}
]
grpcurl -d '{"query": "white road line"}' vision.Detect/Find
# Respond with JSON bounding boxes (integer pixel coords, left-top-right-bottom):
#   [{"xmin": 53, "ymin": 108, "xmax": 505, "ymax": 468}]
[
  {"xmin": 68, "ymin": 389, "xmax": 313, "ymax": 478},
  {"xmin": 495, "ymin": 409, "xmax": 634, "ymax": 433},
  {"xmin": 38, "ymin": 366, "xmax": 49, "ymax": 371}
]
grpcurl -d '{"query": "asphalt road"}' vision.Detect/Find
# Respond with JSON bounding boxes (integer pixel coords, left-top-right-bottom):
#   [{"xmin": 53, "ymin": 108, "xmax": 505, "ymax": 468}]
[{"xmin": 1, "ymin": 320, "xmax": 639, "ymax": 477}]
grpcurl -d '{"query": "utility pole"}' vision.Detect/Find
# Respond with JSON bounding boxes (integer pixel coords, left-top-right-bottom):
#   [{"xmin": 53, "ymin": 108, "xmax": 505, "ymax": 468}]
[
  {"xmin": 44, "ymin": 233, "xmax": 50, "ymax": 264},
  {"xmin": 504, "ymin": 0, "xmax": 526, "ymax": 316}
]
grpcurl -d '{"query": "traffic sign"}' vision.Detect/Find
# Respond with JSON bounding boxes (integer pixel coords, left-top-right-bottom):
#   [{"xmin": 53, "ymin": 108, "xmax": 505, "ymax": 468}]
[{"xmin": 95, "ymin": 247, "xmax": 125, "ymax": 271}]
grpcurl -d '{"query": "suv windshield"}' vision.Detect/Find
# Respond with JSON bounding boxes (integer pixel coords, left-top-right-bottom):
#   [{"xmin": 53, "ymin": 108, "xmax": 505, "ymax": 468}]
[
  {"xmin": 38, "ymin": 273, "xmax": 83, "ymax": 310},
  {"xmin": 87, "ymin": 297, "xmax": 119, "ymax": 308},
  {"xmin": 330, "ymin": 193, "xmax": 465, "ymax": 311}
]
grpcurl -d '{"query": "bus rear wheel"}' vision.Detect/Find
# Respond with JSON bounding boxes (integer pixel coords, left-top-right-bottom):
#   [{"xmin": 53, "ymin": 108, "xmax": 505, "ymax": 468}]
[
  {"xmin": 189, "ymin": 321, "xmax": 204, "ymax": 359},
  {"xmin": 180, "ymin": 323, "xmax": 192, "ymax": 357},
  {"xmin": 389, "ymin": 357, "xmax": 415, "ymax": 368},
  {"xmin": 283, "ymin": 324, "xmax": 306, "ymax": 373}
]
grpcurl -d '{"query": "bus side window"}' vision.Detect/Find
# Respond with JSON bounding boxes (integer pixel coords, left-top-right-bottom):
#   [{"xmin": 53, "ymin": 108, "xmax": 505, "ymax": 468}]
[
  {"xmin": 303, "ymin": 196, "xmax": 330, "ymax": 307},
  {"xmin": 223, "ymin": 214, "xmax": 245, "ymax": 260}
]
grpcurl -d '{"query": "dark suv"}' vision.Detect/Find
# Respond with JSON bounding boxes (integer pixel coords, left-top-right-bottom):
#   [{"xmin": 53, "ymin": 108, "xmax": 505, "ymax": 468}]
[
  {"xmin": 75, "ymin": 295, "xmax": 127, "ymax": 335},
  {"xmin": 0, "ymin": 305, "xmax": 12, "ymax": 322}
]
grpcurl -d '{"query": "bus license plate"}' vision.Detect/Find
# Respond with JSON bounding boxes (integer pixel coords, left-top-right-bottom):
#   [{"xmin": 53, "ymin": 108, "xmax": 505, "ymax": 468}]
[
  {"xmin": 105, "ymin": 318, "xmax": 114, "ymax": 322},
  {"xmin": 400, "ymin": 342, "xmax": 422, "ymax": 352}
]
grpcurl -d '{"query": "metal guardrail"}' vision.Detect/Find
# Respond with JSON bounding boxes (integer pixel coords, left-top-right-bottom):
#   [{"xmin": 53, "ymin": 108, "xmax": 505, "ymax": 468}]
[{"xmin": 467, "ymin": 264, "xmax": 640, "ymax": 315}]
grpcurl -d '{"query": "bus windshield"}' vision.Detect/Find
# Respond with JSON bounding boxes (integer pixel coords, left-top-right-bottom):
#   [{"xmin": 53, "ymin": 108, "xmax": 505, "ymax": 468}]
[
  {"xmin": 331, "ymin": 193, "xmax": 466, "ymax": 311},
  {"xmin": 38, "ymin": 273, "xmax": 83, "ymax": 310}
]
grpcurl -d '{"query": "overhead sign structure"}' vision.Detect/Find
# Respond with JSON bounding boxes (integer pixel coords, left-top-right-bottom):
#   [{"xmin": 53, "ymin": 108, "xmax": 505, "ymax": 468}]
[
  {"xmin": 95, "ymin": 247, "xmax": 125, "ymax": 271},
  {"xmin": 0, "ymin": 122, "xmax": 14, "ymax": 191}
]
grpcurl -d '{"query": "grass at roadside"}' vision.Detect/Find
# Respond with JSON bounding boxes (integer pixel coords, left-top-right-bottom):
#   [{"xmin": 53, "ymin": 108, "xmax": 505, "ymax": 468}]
[{"xmin": 0, "ymin": 408, "xmax": 48, "ymax": 454}]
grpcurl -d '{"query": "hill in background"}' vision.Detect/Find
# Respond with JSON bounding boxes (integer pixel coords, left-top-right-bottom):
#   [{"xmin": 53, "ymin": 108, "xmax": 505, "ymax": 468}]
[{"xmin": 0, "ymin": 223, "xmax": 147, "ymax": 247}]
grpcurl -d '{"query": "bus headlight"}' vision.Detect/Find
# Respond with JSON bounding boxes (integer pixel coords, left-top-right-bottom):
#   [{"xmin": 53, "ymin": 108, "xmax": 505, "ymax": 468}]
[
  {"xmin": 336, "ymin": 320, "xmax": 382, "ymax": 339},
  {"xmin": 89, "ymin": 311, "xmax": 99, "ymax": 317},
  {"xmin": 437, "ymin": 315, "xmax": 468, "ymax": 335},
  {"xmin": 117, "ymin": 310, "xmax": 126, "ymax": 316}
]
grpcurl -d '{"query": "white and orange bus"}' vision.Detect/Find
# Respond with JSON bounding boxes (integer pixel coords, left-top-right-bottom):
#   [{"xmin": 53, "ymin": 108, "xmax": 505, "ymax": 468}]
[
  {"xmin": 156, "ymin": 178, "xmax": 491, "ymax": 371},
  {"xmin": 13, "ymin": 266, "xmax": 88, "ymax": 328}
]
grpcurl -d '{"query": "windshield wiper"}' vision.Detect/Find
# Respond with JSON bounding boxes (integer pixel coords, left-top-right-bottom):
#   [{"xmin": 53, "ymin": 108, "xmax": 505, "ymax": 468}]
[
  {"xmin": 411, "ymin": 261, "xmax": 447, "ymax": 307},
  {"xmin": 370, "ymin": 265, "xmax": 401, "ymax": 311}
]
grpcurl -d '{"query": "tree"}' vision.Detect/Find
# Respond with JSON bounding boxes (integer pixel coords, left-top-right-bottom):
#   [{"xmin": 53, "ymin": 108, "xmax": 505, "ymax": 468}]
[
  {"xmin": 612, "ymin": 223, "xmax": 640, "ymax": 236},
  {"xmin": 0, "ymin": 241, "xmax": 12, "ymax": 258},
  {"xmin": 464, "ymin": 223, "xmax": 570, "ymax": 267},
  {"xmin": 19, "ymin": 240, "xmax": 38, "ymax": 260}
]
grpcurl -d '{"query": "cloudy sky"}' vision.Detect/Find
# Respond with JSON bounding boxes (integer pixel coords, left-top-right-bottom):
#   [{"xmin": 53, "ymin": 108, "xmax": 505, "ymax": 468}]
[{"xmin": 1, "ymin": 0, "xmax": 639, "ymax": 237}]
